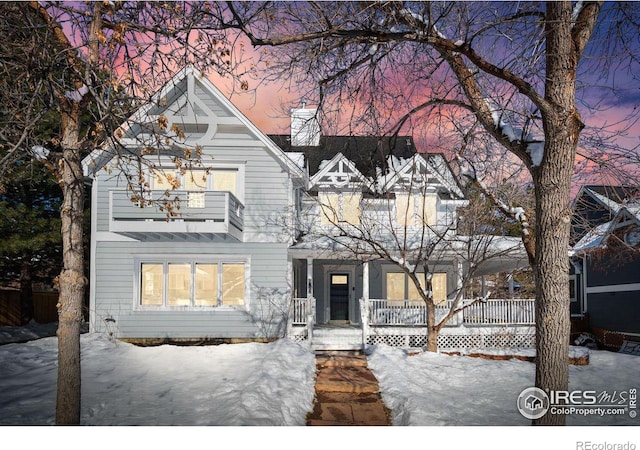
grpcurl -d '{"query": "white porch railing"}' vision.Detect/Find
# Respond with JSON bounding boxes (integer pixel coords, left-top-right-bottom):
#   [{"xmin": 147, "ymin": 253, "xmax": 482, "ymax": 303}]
[
  {"xmin": 367, "ymin": 299, "xmax": 459, "ymax": 326},
  {"xmin": 462, "ymin": 299, "xmax": 535, "ymax": 325},
  {"xmin": 291, "ymin": 297, "xmax": 311, "ymax": 325},
  {"xmin": 287, "ymin": 297, "xmax": 535, "ymax": 347},
  {"xmin": 365, "ymin": 298, "xmax": 535, "ymax": 327}
]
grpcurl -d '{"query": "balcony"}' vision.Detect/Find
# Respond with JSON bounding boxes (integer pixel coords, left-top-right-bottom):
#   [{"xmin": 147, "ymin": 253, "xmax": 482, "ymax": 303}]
[{"xmin": 109, "ymin": 190, "xmax": 244, "ymax": 241}]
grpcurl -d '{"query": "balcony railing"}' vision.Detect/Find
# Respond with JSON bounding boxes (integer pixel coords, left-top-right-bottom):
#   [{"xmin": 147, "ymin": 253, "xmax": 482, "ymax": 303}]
[{"xmin": 109, "ymin": 190, "xmax": 243, "ymax": 240}]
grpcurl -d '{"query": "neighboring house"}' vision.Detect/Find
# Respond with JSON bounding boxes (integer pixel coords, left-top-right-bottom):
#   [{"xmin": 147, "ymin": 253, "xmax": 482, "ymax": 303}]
[
  {"xmin": 83, "ymin": 66, "xmax": 531, "ymax": 350},
  {"xmin": 570, "ymin": 185, "xmax": 640, "ymax": 349}
]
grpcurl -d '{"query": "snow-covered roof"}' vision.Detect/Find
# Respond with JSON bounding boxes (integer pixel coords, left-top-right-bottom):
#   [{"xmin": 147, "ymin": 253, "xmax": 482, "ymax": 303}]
[
  {"xmin": 289, "ymin": 233, "xmax": 527, "ymax": 274},
  {"xmin": 585, "ymin": 188, "xmax": 622, "ymax": 214},
  {"xmin": 572, "ymin": 220, "xmax": 612, "ymax": 253},
  {"xmin": 571, "ymin": 202, "xmax": 640, "ymax": 255}
]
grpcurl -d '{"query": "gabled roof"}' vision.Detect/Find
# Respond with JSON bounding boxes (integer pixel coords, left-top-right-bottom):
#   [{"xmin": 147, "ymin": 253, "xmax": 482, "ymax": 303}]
[
  {"xmin": 270, "ymin": 133, "xmax": 464, "ymax": 198},
  {"xmin": 573, "ymin": 186, "xmax": 640, "ymax": 253},
  {"xmin": 83, "ymin": 66, "xmax": 305, "ymax": 180},
  {"xmin": 379, "ymin": 153, "xmax": 464, "ymax": 198},
  {"xmin": 309, "ymin": 152, "xmax": 370, "ymax": 190},
  {"xmin": 269, "ymin": 134, "xmax": 416, "ymax": 178},
  {"xmin": 571, "ymin": 185, "xmax": 640, "ymax": 244}
]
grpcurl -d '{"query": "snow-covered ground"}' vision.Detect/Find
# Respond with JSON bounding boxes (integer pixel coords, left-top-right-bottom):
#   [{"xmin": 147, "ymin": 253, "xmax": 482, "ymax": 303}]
[
  {"xmin": 1, "ymin": 323, "xmax": 638, "ymax": 449},
  {"xmin": 367, "ymin": 345, "xmax": 638, "ymax": 426}
]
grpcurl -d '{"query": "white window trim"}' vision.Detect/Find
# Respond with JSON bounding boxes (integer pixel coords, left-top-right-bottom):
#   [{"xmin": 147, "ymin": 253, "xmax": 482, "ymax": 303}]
[
  {"xmin": 144, "ymin": 159, "xmax": 246, "ymax": 204},
  {"xmin": 318, "ymin": 191, "xmax": 362, "ymax": 225},
  {"xmin": 381, "ymin": 265, "xmax": 448, "ymax": 301},
  {"xmin": 569, "ymin": 274, "xmax": 577, "ymax": 303},
  {"xmin": 133, "ymin": 255, "xmax": 250, "ymax": 311}
]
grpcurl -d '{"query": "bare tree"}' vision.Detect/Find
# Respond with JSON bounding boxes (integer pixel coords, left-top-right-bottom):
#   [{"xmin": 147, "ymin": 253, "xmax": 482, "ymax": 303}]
[
  {"xmin": 0, "ymin": 1, "xmax": 241, "ymax": 424},
  {"xmin": 292, "ymin": 153, "xmax": 528, "ymax": 351},
  {"xmin": 224, "ymin": 1, "xmax": 640, "ymax": 425}
]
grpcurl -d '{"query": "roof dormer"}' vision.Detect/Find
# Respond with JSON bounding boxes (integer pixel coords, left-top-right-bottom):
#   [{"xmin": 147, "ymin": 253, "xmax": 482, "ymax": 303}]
[{"xmin": 310, "ymin": 152, "xmax": 370, "ymax": 191}]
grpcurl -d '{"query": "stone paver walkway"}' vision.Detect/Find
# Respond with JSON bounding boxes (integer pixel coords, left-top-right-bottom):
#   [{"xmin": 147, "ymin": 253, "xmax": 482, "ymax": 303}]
[{"xmin": 306, "ymin": 352, "xmax": 391, "ymax": 426}]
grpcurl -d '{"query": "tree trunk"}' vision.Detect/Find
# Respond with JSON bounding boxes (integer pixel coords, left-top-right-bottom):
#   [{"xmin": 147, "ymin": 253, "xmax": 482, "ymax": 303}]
[
  {"xmin": 426, "ymin": 301, "xmax": 438, "ymax": 352},
  {"xmin": 55, "ymin": 100, "xmax": 86, "ymax": 426},
  {"xmin": 532, "ymin": 1, "xmax": 583, "ymax": 426},
  {"xmin": 20, "ymin": 252, "xmax": 34, "ymax": 325}
]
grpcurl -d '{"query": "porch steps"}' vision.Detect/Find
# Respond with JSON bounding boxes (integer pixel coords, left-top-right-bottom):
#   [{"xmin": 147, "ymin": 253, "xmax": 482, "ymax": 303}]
[{"xmin": 311, "ymin": 325, "xmax": 363, "ymax": 352}]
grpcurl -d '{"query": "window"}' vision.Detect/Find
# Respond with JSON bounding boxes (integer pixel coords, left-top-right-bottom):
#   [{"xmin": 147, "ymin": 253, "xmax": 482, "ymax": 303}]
[
  {"xmin": 396, "ymin": 193, "xmax": 437, "ymax": 227},
  {"xmin": 183, "ymin": 170, "xmax": 207, "ymax": 208},
  {"xmin": 319, "ymin": 192, "xmax": 361, "ymax": 225},
  {"xmin": 385, "ymin": 271, "xmax": 447, "ymax": 305},
  {"xmin": 139, "ymin": 261, "xmax": 246, "ymax": 308},
  {"xmin": 141, "ymin": 264, "xmax": 164, "ymax": 306},
  {"xmin": 149, "ymin": 168, "xmax": 241, "ymax": 208},
  {"xmin": 569, "ymin": 275, "xmax": 577, "ymax": 303},
  {"xmin": 168, "ymin": 263, "xmax": 191, "ymax": 306}
]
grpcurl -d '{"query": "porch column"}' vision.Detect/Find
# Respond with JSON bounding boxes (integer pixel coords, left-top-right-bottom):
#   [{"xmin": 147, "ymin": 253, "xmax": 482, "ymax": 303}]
[
  {"xmin": 306, "ymin": 257, "xmax": 315, "ymax": 330},
  {"xmin": 363, "ymin": 261, "xmax": 370, "ymax": 300},
  {"xmin": 361, "ymin": 261, "xmax": 370, "ymax": 347},
  {"xmin": 306, "ymin": 257, "xmax": 313, "ymax": 299},
  {"xmin": 454, "ymin": 259, "xmax": 464, "ymax": 325},
  {"xmin": 454, "ymin": 258, "xmax": 463, "ymax": 296}
]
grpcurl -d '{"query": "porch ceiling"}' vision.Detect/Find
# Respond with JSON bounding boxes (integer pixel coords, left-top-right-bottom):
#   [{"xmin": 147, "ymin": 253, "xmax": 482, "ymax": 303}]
[{"xmin": 289, "ymin": 234, "xmax": 529, "ymax": 274}]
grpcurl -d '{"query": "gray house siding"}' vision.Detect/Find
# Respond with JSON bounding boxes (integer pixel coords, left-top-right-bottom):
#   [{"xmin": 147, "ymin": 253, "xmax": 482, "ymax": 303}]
[
  {"xmin": 586, "ymin": 256, "xmax": 640, "ymax": 287},
  {"xmin": 92, "ymin": 240, "xmax": 291, "ymax": 339},
  {"xmin": 91, "ymin": 141, "xmax": 296, "ymax": 339},
  {"xmin": 587, "ymin": 292, "xmax": 640, "ymax": 334},
  {"xmin": 88, "ymin": 68, "xmax": 304, "ymax": 339},
  {"xmin": 584, "ymin": 256, "xmax": 640, "ymax": 334}
]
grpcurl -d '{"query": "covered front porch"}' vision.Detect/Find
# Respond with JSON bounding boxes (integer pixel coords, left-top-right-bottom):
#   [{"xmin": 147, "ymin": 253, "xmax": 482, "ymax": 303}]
[
  {"xmin": 288, "ymin": 296, "xmax": 536, "ymax": 351},
  {"xmin": 287, "ymin": 252, "xmax": 535, "ymax": 351}
]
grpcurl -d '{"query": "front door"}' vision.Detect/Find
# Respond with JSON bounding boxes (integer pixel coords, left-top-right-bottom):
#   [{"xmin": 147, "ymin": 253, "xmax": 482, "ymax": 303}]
[{"xmin": 330, "ymin": 273, "xmax": 350, "ymax": 321}]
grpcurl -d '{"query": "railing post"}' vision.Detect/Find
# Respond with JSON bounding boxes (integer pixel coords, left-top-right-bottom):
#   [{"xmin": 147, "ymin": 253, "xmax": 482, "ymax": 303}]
[{"xmin": 359, "ymin": 298, "xmax": 369, "ymax": 348}]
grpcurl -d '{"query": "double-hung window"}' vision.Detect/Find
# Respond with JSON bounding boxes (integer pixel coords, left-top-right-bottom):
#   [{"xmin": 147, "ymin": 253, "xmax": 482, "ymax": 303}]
[
  {"xmin": 139, "ymin": 260, "xmax": 246, "ymax": 308},
  {"xmin": 385, "ymin": 271, "xmax": 448, "ymax": 305},
  {"xmin": 318, "ymin": 191, "xmax": 361, "ymax": 225}
]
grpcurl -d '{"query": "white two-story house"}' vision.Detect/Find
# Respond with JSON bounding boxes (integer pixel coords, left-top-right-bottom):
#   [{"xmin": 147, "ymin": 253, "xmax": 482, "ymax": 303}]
[{"xmin": 84, "ymin": 66, "xmax": 531, "ymax": 350}]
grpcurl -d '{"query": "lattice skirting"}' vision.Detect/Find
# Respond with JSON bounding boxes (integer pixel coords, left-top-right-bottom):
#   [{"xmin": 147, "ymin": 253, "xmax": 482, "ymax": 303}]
[
  {"xmin": 365, "ymin": 326, "xmax": 536, "ymax": 349},
  {"xmin": 288, "ymin": 327, "xmax": 309, "ymax": 342}
]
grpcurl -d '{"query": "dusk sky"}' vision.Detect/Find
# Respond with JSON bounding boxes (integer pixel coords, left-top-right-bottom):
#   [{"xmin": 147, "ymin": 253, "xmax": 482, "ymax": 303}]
[{"xmin": 198, "ymin": 3, "xmax": 640, "ymax": 169}]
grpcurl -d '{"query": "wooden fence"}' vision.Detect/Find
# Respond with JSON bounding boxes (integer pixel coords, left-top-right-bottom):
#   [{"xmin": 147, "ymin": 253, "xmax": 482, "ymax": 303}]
[{"xmin": 0, "ymin": 290, "xmax": 59, "ymax": 326}]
